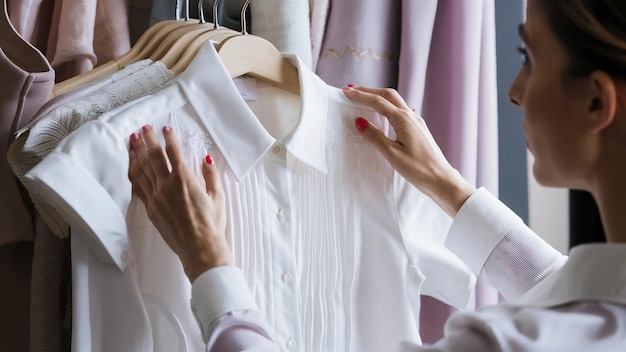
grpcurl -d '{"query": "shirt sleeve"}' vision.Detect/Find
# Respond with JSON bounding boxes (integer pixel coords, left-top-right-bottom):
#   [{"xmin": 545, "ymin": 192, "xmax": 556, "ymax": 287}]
[
  {"xmin": 446, "ymin": 187, "xmax": 567, "ymax": 301},
  {"xmin": 394, "ymin": 172, "xmax": 476, "ymax": 310},
  {"xmin": 190, "ymin": 266, "xmax": 280, "ymax": 352},
  {"xmin": 24, "ymin": 121, "xmax": 133, "ymax": 270}
]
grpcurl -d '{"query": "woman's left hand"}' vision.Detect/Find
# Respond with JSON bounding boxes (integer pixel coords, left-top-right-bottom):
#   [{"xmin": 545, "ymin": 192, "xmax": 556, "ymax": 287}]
[{"xmin": 342, "ymin": 86, "xmax": 475, "ymax": 217}]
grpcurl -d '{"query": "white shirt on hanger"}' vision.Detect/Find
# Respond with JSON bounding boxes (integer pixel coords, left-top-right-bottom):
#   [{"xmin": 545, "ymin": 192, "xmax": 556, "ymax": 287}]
[
  {"xmin": 25, "ymin": 42, "xmax": 475, "ymax": 352},
  {"xmin": 192, "ymin": 189, "xmax": 626, "ymax": 351},
  {"xmin": 10, "ymin": 59, "xmax": 174, "ymax": 238}
]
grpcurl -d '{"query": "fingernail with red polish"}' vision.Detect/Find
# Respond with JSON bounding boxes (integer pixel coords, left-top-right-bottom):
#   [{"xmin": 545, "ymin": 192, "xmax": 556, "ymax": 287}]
[
  {"xmin": 142, "ymin": 125, "xmax": 151, "ymax": 132},
  {"xmin": 163, "ymin": 126, "xmax": 172, "ymax": 133},
  {"xmin": 342, "ymin": 84, "xmax": 354, "ymax": 90},
  {"xmin": 355, "ymin": 117, "xmax": 369, "ymax": 131},
  {"xmin": 130, "ymin": 133, "xmax": 140, "ymax": 141},
  {"xmin": 205, "ymin": 155, "xmax": 214, "ymax": 165}
]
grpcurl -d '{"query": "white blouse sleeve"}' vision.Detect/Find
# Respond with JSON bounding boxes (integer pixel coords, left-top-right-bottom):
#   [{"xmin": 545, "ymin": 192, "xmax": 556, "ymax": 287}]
[
  {"xmin": 446, "ymin": 187, "xmax": 567, "ymax": 301},
  {"xmin": 191, "ymin": 266, "xmax": 279, "ymax": 351}
]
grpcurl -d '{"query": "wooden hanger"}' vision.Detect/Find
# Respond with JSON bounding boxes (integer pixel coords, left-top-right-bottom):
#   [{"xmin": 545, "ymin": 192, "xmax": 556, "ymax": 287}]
[
  {"xmin": 51, "ymin": 20, "xmax": 193, "ymax": 97},
  {"xmin": 158, "ymin": 0, "xmax": 240, "ymax": 70},
  {"xmin": 215, "ymin": 0, "xmax": 300, "ymax": 96},
  {"xmin": 167, "ymin": 28, "xmax": 238, "ymax": 73},
  {"xmin": 51, "ymin": 0, "xmax": 213, "ymax": 97}
]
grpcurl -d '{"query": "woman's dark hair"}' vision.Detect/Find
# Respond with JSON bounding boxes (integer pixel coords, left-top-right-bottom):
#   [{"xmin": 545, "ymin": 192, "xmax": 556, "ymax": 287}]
[{"xmin": 540, "ymin": 0, "xmax": 626, "ymax": 81}]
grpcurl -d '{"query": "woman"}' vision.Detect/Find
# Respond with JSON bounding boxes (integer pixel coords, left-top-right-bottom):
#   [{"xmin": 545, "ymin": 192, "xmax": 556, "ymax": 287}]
[{"xmin": 128, "ymin": 0, "xmax": 626, "ymax": 350}]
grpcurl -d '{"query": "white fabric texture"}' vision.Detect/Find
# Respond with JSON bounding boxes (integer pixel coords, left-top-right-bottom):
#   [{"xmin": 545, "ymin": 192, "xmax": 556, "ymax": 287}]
[
  {"xmin": 190, "ymin": 188, "xmax": 626, "ymax": 351},
  {"xmin": 446, "ymin": 188, "xmax": 568, "ymax": 301},
  {"xmin": 11, "ymin": 60, "xmax": 174, "ymax": 238},
  {"xmin": 24, "ymin": 42, "xmax": 474, "ymax": 352}
]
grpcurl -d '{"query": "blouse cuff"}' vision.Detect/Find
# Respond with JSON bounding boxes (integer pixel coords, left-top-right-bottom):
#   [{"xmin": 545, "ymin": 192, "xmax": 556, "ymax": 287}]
[
  {"xmin": 446, "ymin": 187, "xmax": 526, "ymax": 274},
  {"xmin": 190, "ymin": 266, "xmax": 260, "ymax": 342}
]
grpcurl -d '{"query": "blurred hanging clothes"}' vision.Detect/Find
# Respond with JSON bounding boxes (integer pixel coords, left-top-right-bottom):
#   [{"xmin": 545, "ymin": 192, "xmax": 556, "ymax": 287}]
[
  {"xmin": 149, "ymin": 0, "xmax": 248, "ymax": 33},
  {"xmin": 148, "ymin": 0, "xmax": 313, "ymax": 68},
  {"xmin": 309, "ymin": 0, "xmax": 329, "ymax": 70},
  {"xmin": 1, "ymin": 1, "xmax": 54, "ymax": 350},
  {"xmin": 3, "ymin": 1, "xmax": 130, "ymax": 350},
  {"xmin": 316, "ymin": 0, "xmax": 400, "ymax": 89},
  {"xmin": 251, "ymin": 0, "xmax": 313, "ymax": 69},
  {"xmin": 7, "ymin": 0, "xmax": 131, "ymax": 82},
  {"xmin": 315, "ymin": 0, "xmax": 499, "ymax": 343},
  {"xmin": 1, "ymin": 5, "xmax": 54, "ymax": 247}
]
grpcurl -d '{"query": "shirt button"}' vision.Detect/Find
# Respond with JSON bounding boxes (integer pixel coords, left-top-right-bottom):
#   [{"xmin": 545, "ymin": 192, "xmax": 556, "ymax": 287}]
[
  {"xmin": 277, "ymin": 208, "xmax": 285, "ymax": 220},
  {"xmin": 272, "ymin": 145, "xmax": 281, "ymax": 154},
  {"xmin": 286, "ymin": 338, "xmax": 296, "ymax": 350},
  {"xmin": 281, "ymin": 272, "xmax": 292, "ymax": 283},
  {"xmin": 121, "ymin": 251, "xmax": 129, "ymax": 262}
]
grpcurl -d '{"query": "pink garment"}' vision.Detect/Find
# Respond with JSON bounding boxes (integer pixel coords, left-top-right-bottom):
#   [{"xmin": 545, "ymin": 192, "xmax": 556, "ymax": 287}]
[
  {"xmin": 0, "ymin": 2, "xmax": 55, "ymax": 349},
  {"xmin": 403, "ymin": 2, "xmax": 500, "ymax": 341},
  {"xmin": 309, "ymin": 0, "xmax": 329, "ymax": 70},
  {"xmin": 316, "ymin": 0, "xmax": 401, "ymax": 88},
  {"xmin": 8, "ymin": 0, "xmax": 131, "ymax": 82},
  {"xmin": 400, "ymin": 0, "xmax": 499, "ymax": 191},
  {"xmin": 0, "ymin": 0, "xmax": 54, "ymax": 245},
  {"xmin": 315, "ymin": 0, "xmax": 499, "ymax": 343},
  {"xmin": 3, "ymin": 1, "xmax": 128, "ymax": 349},
  {"xmin": 6, "ymin": 0, "xmax": 54, "ymax": 52}
]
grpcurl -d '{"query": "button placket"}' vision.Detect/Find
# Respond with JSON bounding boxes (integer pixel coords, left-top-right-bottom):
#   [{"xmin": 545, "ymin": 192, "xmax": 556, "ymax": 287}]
[
  {"xmin": 263, "ymin": 141, "xmax": 300, "ymax": 349},
  {"xmin": 281, "ymin": 272, "xmax": 293, "ymax": 283},
  {"xmin": 286, "ymin": 338, "xmax": 297, "ymax": 350}
]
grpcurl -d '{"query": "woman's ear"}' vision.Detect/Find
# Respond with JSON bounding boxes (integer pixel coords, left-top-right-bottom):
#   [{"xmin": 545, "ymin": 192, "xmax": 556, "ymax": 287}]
[{"xmin": 587, "ymin": 71, "xmax": 617, "ymax": 133}]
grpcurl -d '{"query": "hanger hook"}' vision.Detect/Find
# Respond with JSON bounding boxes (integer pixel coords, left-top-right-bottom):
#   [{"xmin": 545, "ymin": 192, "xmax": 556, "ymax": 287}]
[
  {"xmin": 198, "ymin": 0, "xmax": 206, "ymax": 23},
  {"xmin": 175, "ymin": 0, "xmax": 180, "ymax": 20},
  {"xmin": 184, "ymin": 0, "xmax": 190, "ymax": 21},
  {"xmin": 240, "ymin": 0, "xmax": 250, "ymax": 35},
  {"xmin": 213, "ymin": 0, "xmax": 220, "ymax": 29}
]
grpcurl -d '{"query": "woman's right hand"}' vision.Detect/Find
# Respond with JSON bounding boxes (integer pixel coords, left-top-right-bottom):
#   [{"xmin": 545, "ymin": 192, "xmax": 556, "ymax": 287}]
[
  {"xmin": 343, "ymin": 86, "xmax": 476, "ymax": 217},
  {"xmin": 128, "ymin": 125, "xmax": 233, "ymax": 283}
]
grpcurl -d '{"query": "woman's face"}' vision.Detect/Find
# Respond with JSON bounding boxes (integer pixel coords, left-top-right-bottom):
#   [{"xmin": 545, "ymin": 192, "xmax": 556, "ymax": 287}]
[{"xmin": 508, "ymin": 1, "xmax": 595, "ymax": 189}]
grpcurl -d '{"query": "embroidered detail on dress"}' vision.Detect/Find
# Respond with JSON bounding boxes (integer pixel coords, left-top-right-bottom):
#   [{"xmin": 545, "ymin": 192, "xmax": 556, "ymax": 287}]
[
  {"xmin": 179, "ymin": 128, "xmax": 217, "ymax": 184},
  {"xmin": 324, "ymin": 120, "xmax": 366, "ymax": 148},
  {"xmin": 181, "ymin": 129, "xmax": 215, "ymax": 158},
  {"xmin": 321, "ymin": 46, "xmax": 395, "ymax": 61},
  {"xmin": 346, "ymin": 126, "xmax": 366, "ymax": 147}
]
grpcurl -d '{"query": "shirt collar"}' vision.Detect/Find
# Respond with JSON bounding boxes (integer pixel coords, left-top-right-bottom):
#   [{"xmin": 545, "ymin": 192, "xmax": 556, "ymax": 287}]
[
  {"xmin": 176, "ymin": 41, "xmax": 329, "ymax": 182},
  {"xmin": 516, "ymin": 243, "xmax": 626, "ymax": 307}
]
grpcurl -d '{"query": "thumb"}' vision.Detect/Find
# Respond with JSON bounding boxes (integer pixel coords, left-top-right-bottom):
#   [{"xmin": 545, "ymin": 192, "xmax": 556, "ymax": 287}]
[
  {"xmin": 202, "ymin": 155, "xmax": 221, "ymax": 195},
  {"xmin": 355, "ymin": 117, "xmax": 392, "ymax": 154}
]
